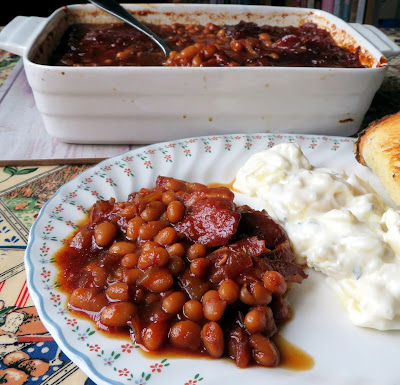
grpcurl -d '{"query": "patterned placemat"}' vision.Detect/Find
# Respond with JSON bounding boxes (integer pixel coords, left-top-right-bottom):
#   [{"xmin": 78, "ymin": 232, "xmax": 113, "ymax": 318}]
[{"xmin": 0, "ymin": 164, "xmax": 97, "ymax": 385}]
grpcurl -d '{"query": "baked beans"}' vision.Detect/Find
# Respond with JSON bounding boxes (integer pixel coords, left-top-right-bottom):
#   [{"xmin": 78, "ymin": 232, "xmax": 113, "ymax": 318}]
[
  {"xmin": 51, "ymin": 22, "xmax": 366, "ymax": 68},
  {"xmin": 56, "ymin": 175, "xmax": 306, "ymax": 368}
]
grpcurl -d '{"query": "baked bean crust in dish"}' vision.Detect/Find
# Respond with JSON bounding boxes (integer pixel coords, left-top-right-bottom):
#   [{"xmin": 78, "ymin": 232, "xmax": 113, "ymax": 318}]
[
  {"xmin": 50, "ymin": 21, "xmax": 365, "ymax": 68},
  {"xmin": 55, "ymin": 176, "xmax": 307, "ymax": 368}
]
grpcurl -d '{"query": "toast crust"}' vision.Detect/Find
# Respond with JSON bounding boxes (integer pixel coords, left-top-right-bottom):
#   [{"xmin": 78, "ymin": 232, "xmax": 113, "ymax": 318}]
[{"xmin": 354, "ymin": 111, "xmax": 400, "ymax": 205}]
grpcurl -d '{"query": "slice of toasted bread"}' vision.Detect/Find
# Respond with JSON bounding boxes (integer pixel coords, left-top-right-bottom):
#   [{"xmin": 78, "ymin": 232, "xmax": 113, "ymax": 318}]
[{"xmin": 354, "ymin": 111, "xmax": 400, "ymax": 205}]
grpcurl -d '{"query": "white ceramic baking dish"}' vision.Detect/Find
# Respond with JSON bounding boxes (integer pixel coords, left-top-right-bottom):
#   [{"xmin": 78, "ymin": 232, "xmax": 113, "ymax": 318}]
[{"xmin": 0, "ymin": 3, "xmax": 398, "ymax": 144}]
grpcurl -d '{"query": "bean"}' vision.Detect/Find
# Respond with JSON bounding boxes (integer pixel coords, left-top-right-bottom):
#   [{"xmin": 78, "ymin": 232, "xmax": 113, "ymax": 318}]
[
  {"xmin": 100, "ymin": 302, "xmax": 137, "ymax": 327},
  {"xmin": 106, "ymin": 282, "xmax": 129, "ymax": 301},
  {"xmin": 203, "ymin": 300, "xmax": 226, "ymax": 321},
  {"xmin": 167, "ymin": 255, "xmax": 185, "ymax": 276},
  {"xmin": 154, "ymin": 227, "xmax": 178, "ymax": 246},
  {"xmin": 203, "ymin": 44, "xmax": 217, "ymax": 59},
  {"xmin": 263, "ymin": 271, "xmax": 287, "ymax": 295},
  {"xmin": 230, "ymin": 40, "xmax": 243, "ymax": 52},
  {"xmin": 120, "ymin": 204, "xmax": 138, "ymax": 219},
  {"xmin": 206, "ymin": 23, "xmax": 218, "ymax": 31},
  {"xmin": 190, "ymin": 258, "xmax": 210, "ymax": 277},
  {"xmin": 141, "ymin": 201, "xmax": 166, "ymax": 222},
  {"xmin": 183, "ymin": 300, "xmax": 204, "ymax": 322},
  {"xmin": 116, "ymin": 48, "xmax": 133, "ymax": 59},
  {"xmin": 249, "ymin": 334, "xmax": 279, "ymax": 367},
  {"xmin": 160, "ymin": 177, "xmax": 187, "ymax": 191},
  {"xmin": 217, "ymin": 28, "xmax": 226, "ymax": 37},
  {"xmin": 110, "ymin": 266, "xmax": 124, "ymax": 282},
  {"xmin": 139, "ymin": 221, "xmax": 167, "ymax": 240},
  {"xmin": 252, "ymin": 282, "xmax": 272, "ymax": 305},
  {"xmin": 240, "ymin": 282, "xmax": 272, "ymax": 306},
  {"xmin": 167, "ymin": 201, "xmax": 185, "ymax": 223},
  {"xmin": 201, "ymin": 322, "xmax": 224, "ymax": 358},
  {"xmin": 268, "ymin": 52, "xmax": 280, "ymax": 60},
  {"xmin": 186, "ymin": 243, "xmax": 207, "ymax": 261},
  {"xmin": 109, "ymin": 242, "xmax": 136, "ymax": 257},
  {"xmin": 244, "ymin": 309, "xmax": 267, "ymax": 334},
  {"xmin": 258, "ymin": 33, "xmax": 271, "ymax": 42},
  {"xmin": 141, "ymin": 241, "xmax": 159, "ymax": 252},
  {"xmin": 138, "ymin": 247, "xmax": 169, "ymax": 269},
  {"xmin": 218, "ymin": 279, "xmax": 239, "ymax": 304},
  {"xmin": 169, "ymin": 320, "xmax": 202, "ymax": 351},
  {"xmin": 202, "ymin": 290, "xmax": 226, "ymax": 321},
  {"xmin": 167, "ymin": 243, "xmax": 185, "ymax": 258},
  {"xmin": 175, "ymin": 190, "xmax": 189, "ymax": 200},
  {"xmin": 142, "ymin": 321, "xmax": 168, "ymax": 350},
  {"xmin": 202, "ymin": 290, "xmax": 220, "ymax": 303},
  {"xmin": 159, "ymin": 211, "xmax": 169, "ymax": 222},
  {"xmin": 70, "ymin": 228, "xmax": 93, "ymax": 250},
  {"xmin": 123, "ymin": 268, "xmax": 142, "ymax": 285},
  {"xmin": 121, "ymin": 252, "xmax": 139, "ymax": 268},
  {"xmin": 161, "ymin": 191, "xmax": 178, "ymax": 205},
  {"xmin": 140, "ymin": 190, "xmax": 163, "ymax": 204},
  {"xmin": 192, "ymin": 55, "xmax": 202, "ymax": 67},
  {"xmin": 126, "ymin": 216, "xmax": 145, "ymax": 241},
  {"xmin": 240, "ymin": 284, "xmax": 255, "ymax": 305},
  {"xmin": 69, "ymin": 288, "xmax": 108, "ymax": 313},
  {"xmin": 137, "ymin": 267, "xmax": 174, "ymax": 292},
  {"xmin": 94, "ymin": 221, "xmax": 117, "ymax": 247},
  {"xmin": 162, "ymin": 292, "xmax": 187, "ymax": 314}
]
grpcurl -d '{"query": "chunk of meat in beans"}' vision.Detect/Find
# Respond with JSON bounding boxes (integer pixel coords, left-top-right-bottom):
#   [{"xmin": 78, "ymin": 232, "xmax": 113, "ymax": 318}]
[
  {"xmin": 58, "ymin": 176, "xmax": 304, "ymax": 368},
  {"xmin": 169, "ymin": 320, "xmax": 202, "ymax": 351}
]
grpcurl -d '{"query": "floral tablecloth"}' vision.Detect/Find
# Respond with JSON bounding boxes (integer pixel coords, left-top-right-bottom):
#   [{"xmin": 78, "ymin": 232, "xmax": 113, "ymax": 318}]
[
  {"xmin": 0, "ymin": 164, "xmax": 94, "ymax": 384},
  {"xmin": 0, "ymin": 27, "xmax": 399, "ymax": 385}
]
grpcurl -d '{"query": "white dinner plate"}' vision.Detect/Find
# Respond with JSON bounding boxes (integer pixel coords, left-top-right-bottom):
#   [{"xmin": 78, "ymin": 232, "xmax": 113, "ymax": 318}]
[{"xmin": 25, "ymin": 133, "xmax": 400, "ymax": 385}]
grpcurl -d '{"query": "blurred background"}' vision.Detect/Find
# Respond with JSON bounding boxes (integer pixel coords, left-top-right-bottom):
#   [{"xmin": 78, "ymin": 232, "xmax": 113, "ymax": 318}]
[{"xmin": 1, "ymin": 0, "xmax": 399, "ymax": 28}]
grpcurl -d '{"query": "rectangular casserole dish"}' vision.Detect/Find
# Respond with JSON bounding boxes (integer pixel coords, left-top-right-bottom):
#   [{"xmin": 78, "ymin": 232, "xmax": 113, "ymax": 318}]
[{"xmin": 0, "ymin": 3, "xmax": 394, "ymax": 144}]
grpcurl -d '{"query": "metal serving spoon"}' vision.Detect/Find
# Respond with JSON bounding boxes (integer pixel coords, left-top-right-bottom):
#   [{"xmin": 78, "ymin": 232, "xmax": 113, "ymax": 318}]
[{"xmin": 88, "ymin": 0, "xmax": 172, "ymax": 56}]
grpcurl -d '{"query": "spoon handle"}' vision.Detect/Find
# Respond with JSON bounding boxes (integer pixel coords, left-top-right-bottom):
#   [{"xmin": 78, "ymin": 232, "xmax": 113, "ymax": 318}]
[{"xmin": 88, "ymin": 0, "xmax": 171, "ymax": 56}]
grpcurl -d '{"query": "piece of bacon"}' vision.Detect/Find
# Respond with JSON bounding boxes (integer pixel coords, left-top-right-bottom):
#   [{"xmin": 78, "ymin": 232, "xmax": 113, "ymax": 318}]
[
  {"xmin": 175, "ymin": 197, "xmax": 241, "ymax": 247},
  {"xmin": 207, "ymin": 237, "xmax": 268, "ymax": 284},
  {"xmin": 183, "ymin": 187, "xmax": 235, "ymax": 208},
  {"xmin": 236, "ymin": 205, "xmax": 307, "ymax": 283}
]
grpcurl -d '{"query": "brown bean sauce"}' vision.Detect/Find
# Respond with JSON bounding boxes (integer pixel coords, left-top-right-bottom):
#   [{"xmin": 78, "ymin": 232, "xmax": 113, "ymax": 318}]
[{"xmin": 50, "ymin": 21, "xmax": 365, "ymax": 68}]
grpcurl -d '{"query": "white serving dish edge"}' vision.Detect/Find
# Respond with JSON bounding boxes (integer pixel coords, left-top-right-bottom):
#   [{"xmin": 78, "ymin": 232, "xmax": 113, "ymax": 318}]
[{"xmin": 0, "ymin": 3, "xmax": 393, "ymax": 143}]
